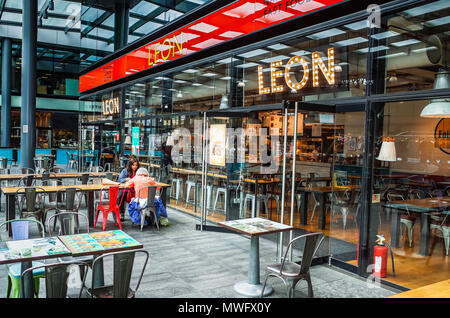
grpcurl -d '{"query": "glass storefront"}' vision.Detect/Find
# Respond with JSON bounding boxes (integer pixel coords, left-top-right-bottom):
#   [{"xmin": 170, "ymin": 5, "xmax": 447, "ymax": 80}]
[{"xmin": 79, "ymin": 0, "xmax": 450, "ymax": 290}]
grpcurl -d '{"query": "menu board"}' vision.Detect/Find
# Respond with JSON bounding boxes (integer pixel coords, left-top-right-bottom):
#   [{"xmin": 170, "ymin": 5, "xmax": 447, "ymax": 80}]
[
  {"xmin": 0, "ymin": 237, "xmax": 70, "ymax": 262},
  {"xmin": 59, "ymin": 230, "xmax": 142, "ymax": 255},
  {"xmin": 219, "ymin": 218, "xmax": 292, "ymax": 236},
  {"xmin": 209, "ymin": 124, "xmax": 227, "ymax": 166}
]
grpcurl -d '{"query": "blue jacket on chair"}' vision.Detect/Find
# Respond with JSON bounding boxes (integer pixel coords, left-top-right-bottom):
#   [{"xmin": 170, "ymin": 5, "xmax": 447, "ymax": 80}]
[{"xmin": 128, "ymin": 197, "xmax": 168, "ymax": 226}]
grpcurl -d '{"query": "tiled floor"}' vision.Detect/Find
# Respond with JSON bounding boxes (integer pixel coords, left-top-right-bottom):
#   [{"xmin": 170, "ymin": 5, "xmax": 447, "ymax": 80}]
[{"xmin": 0, "ymin": 167, "xmax": 401, "ymax": 298}]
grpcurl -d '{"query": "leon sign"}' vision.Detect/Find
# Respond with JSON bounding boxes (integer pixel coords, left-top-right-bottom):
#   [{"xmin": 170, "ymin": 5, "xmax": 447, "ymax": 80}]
[{"xmin": 102, "ymin": 97, "xmax": 120, "ymax": 116}]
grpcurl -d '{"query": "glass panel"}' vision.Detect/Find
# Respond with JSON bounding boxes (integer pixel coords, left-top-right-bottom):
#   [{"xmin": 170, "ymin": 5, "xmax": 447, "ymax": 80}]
[
  {"xmin": 330, "ymin": 112, "xmax": 365, "ymax": 264},
  {"xmin": 374, "ymin": 0, "xmax": 450, "ymax": 94},
  {"xmin": 370, "ymin": 100, "xmax": 450, "ymax": 289}
]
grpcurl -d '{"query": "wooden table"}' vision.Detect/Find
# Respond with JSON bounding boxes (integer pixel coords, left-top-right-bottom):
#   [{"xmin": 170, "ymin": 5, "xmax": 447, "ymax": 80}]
[
  {"xmin": 0, "ymin": 230, "xmax": 143, "ymax": 298},
  {"xmin": 218, "ymin": 217, "xmax": 293, "ymax": 297},
  {"xmin": 298, "ymin": 185, "xmax": 360, "ymax": 229},
  {"xmin": 387, "ymin": 278, "xmax": 450, "ymax": 298},
  {"xmin": 386, "ymin": 197, "xmax": 450, "ymax": 256},
  {"xmin": 0, "ymin": 172, "xmax": 118, "ymax": 182},
  {"xmin": 1, "ymin": 182, "xmax": 170, "ymax": 236}
]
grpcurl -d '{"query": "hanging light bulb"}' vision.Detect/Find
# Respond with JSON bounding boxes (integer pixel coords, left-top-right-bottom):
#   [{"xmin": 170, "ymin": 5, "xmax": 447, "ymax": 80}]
[
  {"xmin": 177, "ymin": 91, "xmax": 183, "ymax": 98},
  {"xmin": 219, "ymin": 94, "xmax": 229, "ymax": 109}
]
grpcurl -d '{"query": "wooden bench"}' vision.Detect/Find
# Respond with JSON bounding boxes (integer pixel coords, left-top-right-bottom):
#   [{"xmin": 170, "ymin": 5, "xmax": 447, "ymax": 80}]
[{"xmin": 388, "ymin": 279, "xmax": 450, "ymax": 298}]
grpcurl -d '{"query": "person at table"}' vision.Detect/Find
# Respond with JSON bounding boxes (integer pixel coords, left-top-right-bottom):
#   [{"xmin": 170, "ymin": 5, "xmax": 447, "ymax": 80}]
[
  {"xmin": 125, "ymin": 167, "xmax": 168, "ymax": 226},
  {"xmin": 117, "ymin": 157, "xmax": 140, "ymax": 220}
]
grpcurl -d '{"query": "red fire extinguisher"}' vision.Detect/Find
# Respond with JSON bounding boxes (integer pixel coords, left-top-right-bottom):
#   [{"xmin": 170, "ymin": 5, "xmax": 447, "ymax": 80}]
[{"xmin": 373, "ymin": 234, "xmax": 396, "ymax": 278}]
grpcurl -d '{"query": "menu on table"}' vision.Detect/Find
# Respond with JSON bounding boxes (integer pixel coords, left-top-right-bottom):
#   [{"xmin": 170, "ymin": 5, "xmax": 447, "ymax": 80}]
[
  {"xmin": 59, "ymin": 230, "xmax": 142, "ymax": 254},
  {"xmin": 0, "ymin": 237, "xmax": 70, "ymax": 262},
  {"xmin": 219, "ymin": 217, "xmax": 292, "ymax": 235}
]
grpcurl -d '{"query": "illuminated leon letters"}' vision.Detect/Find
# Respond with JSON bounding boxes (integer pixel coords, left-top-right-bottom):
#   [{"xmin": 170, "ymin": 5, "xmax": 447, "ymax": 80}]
[
  {"xmin": 102, "ymin": 97, "xmax": 120, "ymax": 116},
  {"xmin": 258, "ymin": 65, "xmax": 271, "ymax": 95},
  {"xmin": 285, "ymin": 55, "xmax": 309, "ymax": 91},
  {"xmin": 271, "ymin": 60, "xmax": 284, "ymax": 93},
  {"xmin": 148, "ymin": 32, "xmax": 184, "ymax": 66},
  {"xmin": 257, "ymin": 47, "xmax": 335, "ymax": 94},
  {"xmin": 312, "ymin": 48, "xmax": 335, "ymax": 86}
]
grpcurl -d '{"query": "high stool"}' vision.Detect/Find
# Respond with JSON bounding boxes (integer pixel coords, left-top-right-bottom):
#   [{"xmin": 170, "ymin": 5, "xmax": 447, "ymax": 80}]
[
  {"xmin": 241, "ymin": 193, "xmax": 269, "ymax": 218},
  {"xmin": 185, "ymin": 179, "xmax": 197, "ymax": 209},
  {"xmin": 170, "ymin": 178, "xmax": 183, "ymax": 205},
  {"xmin": 212, "ymin": 187, "xmax": 227, "ymax": 216},
  {"xmin": 267, "ymin": 193, "xmax": 280, "ymax": 217}
]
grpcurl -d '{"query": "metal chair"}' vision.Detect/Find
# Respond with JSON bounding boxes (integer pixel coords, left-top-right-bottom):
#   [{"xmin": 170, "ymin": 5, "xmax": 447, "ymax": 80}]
[
  {"xmin": 17, "ymin": 175, "xmax": 35, "ymax": 187},
  {"xmin": 47, "ymin": 188, "xmax": 83, "ymax": 231},
  {"xmin": 261, "ymin": 232, "xmax": 325, "ymax": 298},
  {"xmin": 66, "ymin": 152, "xmax": 77, "ymax": 170},
  {"xmin": 387, "ymin": 192, "xmax": 417, "ymax": 248},
  {"xmin": 0, "ymin": 168, "xmax": 10, "ymax": 188},
  {"xmin": 429, "ymin": 211, "xmax": 450, "ymax": 256},
  {"xmin": 15, "ymin": 187, "xmax": 47, "ymax": 230},
  {"xmin": 88, "ymin": 249, "xmax": 149, "ymax": 298},
  {"xmin": 330, "ymin": 189, "xmax": 360, "ymax": 229},
  {"xmin": 94, "ymin": 186, "xmax": 124, "ymax": 231},
  {"xmin": 89, "ymin": 166, "xmax": 104, "ymax": 173},
  {"xmin": 20, "ymin": 168, "xmax": 35, "ymax": 175},
  {"xmin": 49, "ymin": 167, "xmax": 65, "ymax": 173},
  {"xmin": 46, "ymin": 211, "xmax": 94, "ymax": 282},
  {"xmin": 0, "ymin": 219, "xmax": 46, "ymax": 298},
  {"xmin": 21, "ymin": 261, "xmax": 89, "ymax": 298},
  {"xmin": 136, "ymin": 186, "xmax": 158, "ymax": 231},
  {"xmin": 0, "ymin": 157, "xmax": 8, "ymax": 169}
]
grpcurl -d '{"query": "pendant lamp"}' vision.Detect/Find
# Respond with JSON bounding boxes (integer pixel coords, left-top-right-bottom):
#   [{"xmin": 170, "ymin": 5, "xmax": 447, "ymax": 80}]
[
  {"xmin": 124, "ymin": 135, "xmax": 132, "ymax": 144},
  {"xmin": 376, "ymin": 137, "xmax": 396, "ymax": 161},
  {"xmin": 420, "ymin": 70, "xmax": 450, "ymax": 118}
]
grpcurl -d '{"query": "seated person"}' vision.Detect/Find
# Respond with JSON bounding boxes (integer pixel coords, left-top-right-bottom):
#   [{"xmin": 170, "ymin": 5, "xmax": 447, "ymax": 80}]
[
  {"xmin": 125, "ymin": 168, "xmax": 168, "ymax": 226},
  {"xmin": 125, "ymin": 167, "xmax": 160, "ymax": 198}
]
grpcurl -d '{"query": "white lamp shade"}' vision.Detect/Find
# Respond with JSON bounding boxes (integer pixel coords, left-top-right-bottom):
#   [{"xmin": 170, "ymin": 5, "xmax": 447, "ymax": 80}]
[
  {"xmin": 421, "ymin": 70, "xmax": 450, "ymax": 118},
  {"xmin": 376, "ymin": 141, "xmax": 396, "ymax": 161},
  {"xmin": 420, "ymin": 100, "xmax": 450, "ymax": 118},
  {"xmin": 124, "ymin": 135, "xmax": 131, "ymax": 144}
]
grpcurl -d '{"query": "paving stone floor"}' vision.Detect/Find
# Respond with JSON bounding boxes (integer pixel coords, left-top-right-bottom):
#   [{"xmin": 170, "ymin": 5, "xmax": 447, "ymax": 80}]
[{"xmin": 0, "ymin": 203, "xmax": 400, "ymax": 298}]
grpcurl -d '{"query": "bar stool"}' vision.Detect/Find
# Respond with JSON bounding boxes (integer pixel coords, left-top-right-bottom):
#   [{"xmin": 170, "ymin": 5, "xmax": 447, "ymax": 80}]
[
  {"xmin": 241, "ymin": 193, "xmax": 269, "ymax": 218},
  {"xmin": 170, "ymin": 178, "xmax": 183, "ymax": 205},
  {"xmin": 34, "ymin": 157, "xmax": 45, "ymax": 174},
  {"xmin": 0, "ymin": 157, "xmax": 8, "ymax": 169},
  {"xmin": 66, "ymin": 152, "xmax": 77, "ymax": 170},
  {"xmin": 185, "ymin": 176, "xmax": 200, "ymax": 209},
  {"xmin": 212, "ymin": 186, "xmax": 227, "ymax": 216},
  {"xmin": 0, "ymin": 168, "xmax": 10, "ymax": 188}
]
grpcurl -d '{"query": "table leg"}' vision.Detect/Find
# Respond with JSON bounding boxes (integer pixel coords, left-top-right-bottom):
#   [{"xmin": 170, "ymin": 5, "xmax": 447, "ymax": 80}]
[
  {"xmin": 233, "ymin": 236, "xmax": 272, "ymax": 297},
  {"xmin": 318, "ymin": 193, "xmax": 326, "ymax": 230},
  {"xmin": 7, "ymin": 194, "xmax": 15, "ymax": 237},
  {"xmin": 301, "ymin": 191, "xmax": 308, "ymax": 225},
  {"xmin": 87, "ymin": 190, "xmax": 94, "ymax": 227},
  {"xmin": 419, "ymin": 213, "xmax": 430, "ymax": 256},
  {"xmin": 390, "ymin": 209, "xmax": 401, "ymax": 248}
]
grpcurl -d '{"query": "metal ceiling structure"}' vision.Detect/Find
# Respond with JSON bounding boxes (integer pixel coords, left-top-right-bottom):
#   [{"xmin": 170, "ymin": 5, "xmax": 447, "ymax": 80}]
[{"xmin": 0, "ymin": 0, "xmax": 209, "ymax": 71}]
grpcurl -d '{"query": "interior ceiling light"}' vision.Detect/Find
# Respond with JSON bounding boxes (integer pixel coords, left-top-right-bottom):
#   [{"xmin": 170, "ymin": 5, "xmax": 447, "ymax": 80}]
[{"xmin": 420, "ymin": 70, "xmax": 450, "ymax": 118}]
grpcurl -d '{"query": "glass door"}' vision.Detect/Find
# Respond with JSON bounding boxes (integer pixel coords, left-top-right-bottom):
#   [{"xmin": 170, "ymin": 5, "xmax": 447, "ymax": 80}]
[
  {"xmin": 329, "ymin": 111, "xmax": 365, "ymax": 266},
  {"xmin": 291, "ymin": 105, "xmax": 365, "ymax": 267}
]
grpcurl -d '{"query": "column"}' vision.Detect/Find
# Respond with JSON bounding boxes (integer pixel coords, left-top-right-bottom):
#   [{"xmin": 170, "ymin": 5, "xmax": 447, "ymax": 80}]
[
  {"xmin": 1, "ymin": 38, "xmax": 12, "ymax": 147},
  {"xmin": 114, "ymin": 0, "xmax": 129, "ymax": 51},
  {"xmin": 20, "ymin": 0, "xmax": 38, "ymax": 168}
]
